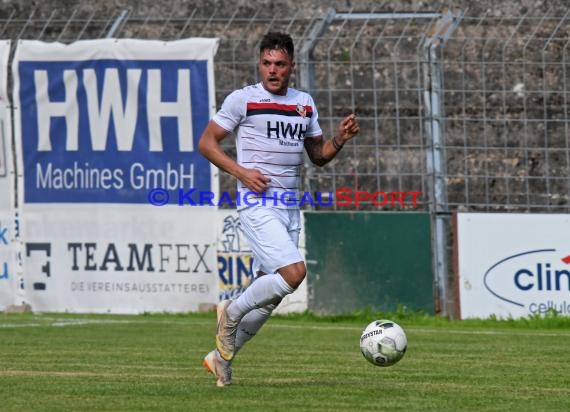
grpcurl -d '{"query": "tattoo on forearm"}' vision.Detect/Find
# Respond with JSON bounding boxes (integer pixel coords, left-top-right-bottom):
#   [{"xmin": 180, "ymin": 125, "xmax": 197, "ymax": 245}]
[{"xmin": 304, "ymin": 138, "xmax": 327, "ymax": 166}]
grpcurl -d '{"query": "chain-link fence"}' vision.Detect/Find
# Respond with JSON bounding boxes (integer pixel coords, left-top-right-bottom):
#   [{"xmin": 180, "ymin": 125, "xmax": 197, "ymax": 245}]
[
  {"xmin": 2, "ymin": 3, "xmax": 569, "ymax": 315},
  {"xmin": 4, "ymin": 5, "xmax": 569, "ymax": 212},
  {"xmin": 443, "ymin": 11, "xmax": 570, "ymax": 213}
]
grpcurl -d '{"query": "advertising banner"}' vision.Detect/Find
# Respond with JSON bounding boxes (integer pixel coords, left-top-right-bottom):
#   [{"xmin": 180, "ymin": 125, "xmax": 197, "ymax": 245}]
[
  {"xmin": 21, "ymin": 205, "xmax": 218, "ymax": 313},
  {"xmin": 456, "ymin": 213, "xmax": 570, "ymax": 319},
  {"xmin": 0, "ymin": 40, "xmax": 16, "ymax": 310},
  {"xmin": 217, "ymin": 210, "xmax": 254, "ymax": 301},
  {"xmin": 14, "ymin": 38, "xmax": 218, "ymax": 204},
  {"xmin": 13, "ymin": 39, "xmax": 220, "ymax": 313}
]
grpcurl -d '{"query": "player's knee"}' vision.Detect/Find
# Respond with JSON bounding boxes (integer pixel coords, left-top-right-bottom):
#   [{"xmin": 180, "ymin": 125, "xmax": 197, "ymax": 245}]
[
  {"xmin": 288, "ymin": 264, "xmax": 306, "ymax": 289},
  {"xmin": 279, "ymin": 262, "xmax": 306, "ymax": 289}
]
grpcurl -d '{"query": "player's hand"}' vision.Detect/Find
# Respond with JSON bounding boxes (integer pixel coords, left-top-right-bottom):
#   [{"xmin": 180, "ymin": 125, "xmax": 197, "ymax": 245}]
[
  {"xmin": 240, "ymin": 168, "xmax": 271, "ymax": 194},
  {"xmin": 337, "ymin": 114, "xmax": 359, "ymax": 144}
]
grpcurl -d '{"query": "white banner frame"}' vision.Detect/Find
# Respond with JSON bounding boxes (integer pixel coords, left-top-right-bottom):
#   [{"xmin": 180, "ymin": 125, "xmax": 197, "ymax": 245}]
[{"xmin": 0, "ymin": 39, "xmax": 16, "ymax": 310}]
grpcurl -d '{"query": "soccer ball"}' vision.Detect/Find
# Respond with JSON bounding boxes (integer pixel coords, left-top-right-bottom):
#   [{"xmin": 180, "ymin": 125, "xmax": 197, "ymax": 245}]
[{"xmin": 359, "ymin": 320, "xmax": 407, "ymax": 367}]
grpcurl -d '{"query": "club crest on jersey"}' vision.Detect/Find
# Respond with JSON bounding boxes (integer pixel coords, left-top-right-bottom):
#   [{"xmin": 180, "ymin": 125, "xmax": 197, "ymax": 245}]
[{"xmin": 296, "ymin": 103, "xmax": 307, "ymax": 118}]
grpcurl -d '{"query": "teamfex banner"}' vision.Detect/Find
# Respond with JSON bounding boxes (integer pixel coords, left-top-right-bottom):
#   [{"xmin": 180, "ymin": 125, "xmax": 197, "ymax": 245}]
[
  {"xmin": 0, "ymin": 40, "xmax": 16, "ymax": 310},
  {"xmin": 13, "ymin": 39, "xmax": 220, "ymax": 313},
  {"xmin": 456, "ymin": 213, "xmax": 570, "ymax": 319}
]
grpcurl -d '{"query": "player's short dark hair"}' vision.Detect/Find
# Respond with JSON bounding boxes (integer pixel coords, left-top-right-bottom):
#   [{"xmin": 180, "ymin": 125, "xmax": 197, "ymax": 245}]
[{"xmin": 259, "ymin": 32, "xmax": 294, "ymax": 59}]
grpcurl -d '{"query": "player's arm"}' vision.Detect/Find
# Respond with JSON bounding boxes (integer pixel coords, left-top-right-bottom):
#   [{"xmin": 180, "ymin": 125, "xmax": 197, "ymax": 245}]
[
  {"xmin": 304, "ymin": 114, "xmax": 359, "ymax": 166},
  {"xmin": 198, "ymin": 121, "xmax": 270, "ymax": 193}
]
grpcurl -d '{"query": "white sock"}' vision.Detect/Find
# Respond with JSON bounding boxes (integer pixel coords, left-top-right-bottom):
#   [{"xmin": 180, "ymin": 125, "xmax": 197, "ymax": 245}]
[
  {"xmin": 215, "ymin": 349, "xmax": 230, "ymax": 366},
  {"xmin": 234, "ymin": 302, "xmax": 279, "ymax": 355},
  {"xmin": 227, "ymin": 274, "xmax": 293, "ymax": 321}
]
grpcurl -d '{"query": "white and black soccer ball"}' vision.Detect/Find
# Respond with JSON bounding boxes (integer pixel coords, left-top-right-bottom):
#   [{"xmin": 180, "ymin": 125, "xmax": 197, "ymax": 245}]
[{"xmin": 359, "ymin": 320, "xmax": 407, "ymax": 367}]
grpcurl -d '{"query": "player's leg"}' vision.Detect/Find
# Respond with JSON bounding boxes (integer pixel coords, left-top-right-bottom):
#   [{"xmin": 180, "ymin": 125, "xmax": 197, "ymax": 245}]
[
  {"xmin": 204, "ymin": 300, "xmax": 278, "ymax": 387},
  {"xmin": 205, "ymin": 248, "xmax": 278, "ymax": 387},
  {"xmin": 229, "ymin": 207, "xmax": 304, "ymax": 314},
  {"xmin": 233, "ymin": 256, "xmax": 281, "ymax": 353},
  {"xmin": 216, "ymin": 207, "xmax": 303, "ymax": 361},
  {"xmin": 206, "ymin": 211, "xmax": 302, "ymax": 384},
  {"xmin": 234, "ymin": 299, "xmax": 280, "ymax": 353},
  {"xmin": 203, "ymin": 349, "xmax": 232, "ymax": 387},
  {"xmin": 233, "ymin": 210, "xmax": 301, "ymax": 352},
  {"xmin": 216, "ymin": 273, "xmax": 295, "ymax": 361}
]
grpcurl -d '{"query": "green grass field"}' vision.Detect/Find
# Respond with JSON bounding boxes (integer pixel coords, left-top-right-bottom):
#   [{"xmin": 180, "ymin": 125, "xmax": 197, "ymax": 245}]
[{"xmin": 1, "ymin": 311, "xmax": 569, "ymax": 412}]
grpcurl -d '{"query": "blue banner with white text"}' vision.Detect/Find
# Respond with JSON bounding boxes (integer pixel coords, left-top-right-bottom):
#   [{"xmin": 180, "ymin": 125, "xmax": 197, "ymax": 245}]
[{"xmin": 14, "ymin": 39, "xmax": 218, "ymax": 204}]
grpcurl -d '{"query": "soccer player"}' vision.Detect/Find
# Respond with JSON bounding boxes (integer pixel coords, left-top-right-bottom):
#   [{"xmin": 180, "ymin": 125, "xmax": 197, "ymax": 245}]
[{"xmin": 199, "ymin": 32, "xmax": 359, "ymax": 386}]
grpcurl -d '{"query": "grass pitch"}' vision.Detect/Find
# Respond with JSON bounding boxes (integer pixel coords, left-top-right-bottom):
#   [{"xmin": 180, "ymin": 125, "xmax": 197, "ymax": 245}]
[{"xmin": 1, "ymin": 311, "xmax": 569, "ymax": 411}]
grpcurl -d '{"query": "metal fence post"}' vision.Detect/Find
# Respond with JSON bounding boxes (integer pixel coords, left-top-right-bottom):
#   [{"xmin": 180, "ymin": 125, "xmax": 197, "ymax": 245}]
[
  {"xmin": 422, "ymin": 10, "xmax": 463, "ymax": 316},
  {"xmin": 298, "ymin": 8, "xmax": 335, "ymax": 95},
  {"xmin": 106, "ymin": 10, "xmax": 129, "ymax": 38},
  {"xmin": 298, "ymin": 8, "xmax": 335, "ymax": 205}
]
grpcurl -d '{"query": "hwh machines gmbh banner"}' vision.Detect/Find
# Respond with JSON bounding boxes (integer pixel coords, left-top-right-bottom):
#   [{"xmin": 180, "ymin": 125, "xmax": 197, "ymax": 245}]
[{"xmin": 13, "ymin": 38, "xmax": 219, "ymax": 313}]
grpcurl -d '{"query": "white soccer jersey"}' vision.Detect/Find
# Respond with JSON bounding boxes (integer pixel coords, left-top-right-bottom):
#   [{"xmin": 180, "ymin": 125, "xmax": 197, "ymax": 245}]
[{"xmin": 212, "ymin": 83, "xmax": 322, "ymax": 209}]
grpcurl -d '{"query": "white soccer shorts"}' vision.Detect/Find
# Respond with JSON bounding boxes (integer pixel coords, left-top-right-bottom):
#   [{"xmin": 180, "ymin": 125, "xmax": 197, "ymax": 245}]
[{"xmin": 238, "ymin": 206, "xmax": 302, "ymax": 275}]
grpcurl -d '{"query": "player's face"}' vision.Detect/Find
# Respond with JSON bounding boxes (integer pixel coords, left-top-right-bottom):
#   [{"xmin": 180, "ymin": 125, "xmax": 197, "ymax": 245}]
[{"xmin": 259, "ymin": 48, "xmax": 294, "ymax": 96}]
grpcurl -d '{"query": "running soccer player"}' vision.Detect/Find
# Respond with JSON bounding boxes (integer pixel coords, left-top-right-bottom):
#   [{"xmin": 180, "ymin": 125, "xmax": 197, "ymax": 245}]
[{"xmin": 199, "ymin": 32, "xmax": 359, "ymax": 387}]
